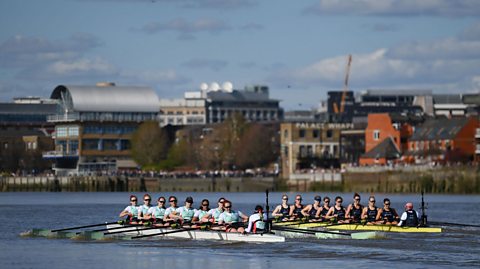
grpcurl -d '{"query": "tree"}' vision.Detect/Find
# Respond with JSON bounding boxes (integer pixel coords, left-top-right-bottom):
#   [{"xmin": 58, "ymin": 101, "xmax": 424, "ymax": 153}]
[
  {"xmin": 130, "ymin": 121, "xmax": 170, "ymax": 168},
  {"xmin": 235, "ymin": 123, "xmax": 278, "ymax": 169}
]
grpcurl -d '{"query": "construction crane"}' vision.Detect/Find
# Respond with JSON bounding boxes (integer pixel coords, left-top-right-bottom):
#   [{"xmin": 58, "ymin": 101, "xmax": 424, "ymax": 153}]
[{"xmin": 333, "ymin": 54, "xmax": 352, "ymax": 114}]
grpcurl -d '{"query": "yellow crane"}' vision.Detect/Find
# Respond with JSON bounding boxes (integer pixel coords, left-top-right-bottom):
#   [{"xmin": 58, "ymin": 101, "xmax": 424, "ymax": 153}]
[{"xmin": 333, "ymin": 54, "xmax": 352, "ymax": 114}]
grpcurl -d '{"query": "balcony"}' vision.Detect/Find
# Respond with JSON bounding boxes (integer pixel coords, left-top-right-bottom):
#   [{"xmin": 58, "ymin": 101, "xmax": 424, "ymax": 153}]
[
  {"xmin": 476, "ymin": 128, "xmax": 480, "ymax": 139},
  {"xmin": 43, "ymin": 150, "xmax": 79, "ymax": 158},
  {"xmin": 47, "ymin": 113, "xmax": 80, "ymax": 122}
]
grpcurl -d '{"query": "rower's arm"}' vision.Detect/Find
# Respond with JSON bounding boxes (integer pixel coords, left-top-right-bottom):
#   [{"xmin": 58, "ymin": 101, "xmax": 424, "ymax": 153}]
[
  {"xmin": 325, "ymin": 208, "xmax": 334, "ymax": 219},
  {"xmin": 345, "ymin": 204, "xmax": 352, "ymax": 218},
  {"xmin": 300, "ymin": 205, "xmax": 311, "ymax": 216},
  {"xmin": 271, "ymin": 205, "xmax": 281, "ymax": 216},
  {"xmin": 376, "ymin": 208, "xmax": 383, "ymax": 221},
  {"xmin": 361, "ymin": 207, "xmax": 368, "ymax": 220}
]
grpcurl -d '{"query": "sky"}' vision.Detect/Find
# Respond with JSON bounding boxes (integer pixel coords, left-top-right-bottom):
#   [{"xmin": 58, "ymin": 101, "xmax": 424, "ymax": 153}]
[{"xmin": 1, "ymin": 0, "xmax": 480, "ymax": 110}]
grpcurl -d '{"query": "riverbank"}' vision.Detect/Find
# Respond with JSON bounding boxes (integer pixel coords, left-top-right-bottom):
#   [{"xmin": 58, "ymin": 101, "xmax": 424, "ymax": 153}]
[
  {"xmin": 288, "ymin": 166, "xmax": 480, "ymax": 194},
  {"xmin": 2, "ymin": 166, "xmax": 478, "ymax": 193}
]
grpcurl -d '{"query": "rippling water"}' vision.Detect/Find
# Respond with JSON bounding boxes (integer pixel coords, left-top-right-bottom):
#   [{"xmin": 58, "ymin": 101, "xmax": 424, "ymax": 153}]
[{"xmin": 1, "ymin": 192, "xmax": 479, "ymax": 269}]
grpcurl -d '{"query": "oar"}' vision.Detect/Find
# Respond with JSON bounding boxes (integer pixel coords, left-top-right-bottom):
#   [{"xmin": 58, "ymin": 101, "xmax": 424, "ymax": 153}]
[
  {"xmin": 32, "ymin": 221, "xmax": 120, "ymax": 237},
  {"xmin": 428, "ymin": 221, "xmax": 480, "ymax": 228},
  {"xmin": 272, "ymin": 225, "xmax": 352, "ymax": 236}
]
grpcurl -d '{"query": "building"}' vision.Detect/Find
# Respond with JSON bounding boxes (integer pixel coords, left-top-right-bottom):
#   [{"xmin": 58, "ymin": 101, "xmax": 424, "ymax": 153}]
[
  {"xmin": 326, "ymin": 90, "xmax": 428, "ymax": 123},
  {"xmin": 405, "ymin": 117, "xmax": 479, "ymax": 164},
  {"xmin": 280, "ymin": 121, "xmax": 354, "ymax": 179},
  {"xmin": 159, "ymin": 84, "xmax": 282, "ymax": 126},
  {"xmin": 44, "ymin": 83, "xmax": 159, "ymax": 175},
  {"xmin": 0, "ymin": 97, "xmax": 57, "ymax": 173}
]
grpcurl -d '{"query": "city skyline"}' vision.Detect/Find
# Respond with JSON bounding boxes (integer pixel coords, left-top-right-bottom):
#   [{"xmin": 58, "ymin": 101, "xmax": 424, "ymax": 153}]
[{"xmin": 1, "ymin": 0, "xmax": 479, "ymax": 110}]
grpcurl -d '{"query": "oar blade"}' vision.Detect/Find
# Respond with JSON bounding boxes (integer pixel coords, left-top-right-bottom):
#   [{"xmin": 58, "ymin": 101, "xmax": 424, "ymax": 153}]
[{"xmin": 350, "ymin": 231, "xmax": 386, "ymax": 240}]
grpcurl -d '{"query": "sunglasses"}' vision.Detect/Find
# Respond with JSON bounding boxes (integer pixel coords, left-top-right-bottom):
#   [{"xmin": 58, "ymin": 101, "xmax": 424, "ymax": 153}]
[
  {"xmin": 130, "ymin": 200, "xmax": 137, "ymax": 202},
  {"xmin": 144, "ymin": 199, "xmax": 151, "ymax": 201},
  {"xmin": 159, "ymin": 200, "xmax": 165, "ymax": 203},
  {"xmin": 170, "ymin": 200, "xmax": 177, "ymax": 202},
  {"xmin": 202, "ymin": 204, "xmax": 209, "ymax": 206},
  {"xmin": 324, "ymin": 200, "xmax": 330, "ymax": 203},
  {"xmin": 282, "ymin": 198, "xmax": 288, "ymax": 200},
  {"xmin": 385, "ymin": 203, "xmax": 390, "ymax": 205},
  {"xmin": 370, "ymin": 200, "xmax": 376, "ymax": 203},
  {"xmin": 295, "ymin": 198, "xmax": 302, "ymax": 201},
  {"xmin": 336, "ymin": 200, "xmax": 343, "ymax": 203},
  {"xmin": 354, "ymin": 198, "xmax": 361, "ymax": 201},
  {"xmin": 224, "ymin": 205, "xmax": 232, "ymax": 209},
  {"xmin": 219, "ymin": 200, "xmax": 225, "ymax": 203}
]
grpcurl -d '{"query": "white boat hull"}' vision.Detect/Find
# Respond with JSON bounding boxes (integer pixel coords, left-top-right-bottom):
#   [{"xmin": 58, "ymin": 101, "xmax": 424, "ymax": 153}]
[{"xmin": 106, "ymin": 224, "xmax": 285, "ymax": 243}]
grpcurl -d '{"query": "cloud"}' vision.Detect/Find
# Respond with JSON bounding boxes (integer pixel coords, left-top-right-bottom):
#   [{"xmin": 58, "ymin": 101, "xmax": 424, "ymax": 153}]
[
  {"xmin": 304, "ymin": 0, "xmax": 480, "ymax": 17},
  {"xmin": 138, "ymin": 18, "xmax": 232, "ymax": 37},
  {"xmin": 268, "ymin": 39, "xmax": 480, "ymax": 92},
  {"xmin": 121, "ymin": 69, "xmax": 190, "ymax": 85},
  {"xmin": 0, "ymin": 33, "xmax": 102, "ymax": 68},
  {"xmin": 181, "ymin": 58, "xmax": 228, "ymax": 71}
]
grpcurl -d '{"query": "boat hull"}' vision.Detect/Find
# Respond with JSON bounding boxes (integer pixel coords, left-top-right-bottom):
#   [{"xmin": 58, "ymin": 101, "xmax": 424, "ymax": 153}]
[
  {"xmin": 106, "ymin": 224, "xmax": 285, "ymax": 243},
  {"xmin": 273, "ymin": 222, "xmax": 441, "ymax": 233}
]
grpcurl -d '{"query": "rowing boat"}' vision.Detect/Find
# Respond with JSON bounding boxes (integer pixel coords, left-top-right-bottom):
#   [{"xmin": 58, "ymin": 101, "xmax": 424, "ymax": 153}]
[
  {"xmin": 105, "ymin": 224, "xmax": 285, "ymax": 243},
  {"xmin": 274, "ymin": 230, "xmax": 384, "ymax": 240},
  {"xmin": 273, "ymin": 222, "xmax": 441, "ymax": 233}
]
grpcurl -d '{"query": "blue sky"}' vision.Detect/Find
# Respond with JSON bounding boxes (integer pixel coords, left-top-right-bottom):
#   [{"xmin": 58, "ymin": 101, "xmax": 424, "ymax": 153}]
[{"xmin": 1, "ymin": 0, "xmax": 479, "ymax": 110}]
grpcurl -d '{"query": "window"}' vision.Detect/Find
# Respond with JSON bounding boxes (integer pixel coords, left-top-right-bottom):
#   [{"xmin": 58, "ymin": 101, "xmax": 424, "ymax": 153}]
[
  {"xmin": 299, "ymin": 129, "xmax": 306, "ymax": 138},
  {"xmin": 284, "ymin": 129, "xmax": 288, "ymax": 139},
  {"xmin": 373, "ymin": 130, "xmax": 380, "ymax": 140},
  {"xmin": 68, "ymin": 126, "xmax": 79, "ymax": 137},
  {"xmin": 313, "ymin": 130, "xmax": 319, "ymax": 139},
  {"xmin": 56, "ymin": 127, "xmax": 68, "ymax": 137},
  {"xmin": 326, "ymin": 130, "xmax": 333, "ymax": 138}
]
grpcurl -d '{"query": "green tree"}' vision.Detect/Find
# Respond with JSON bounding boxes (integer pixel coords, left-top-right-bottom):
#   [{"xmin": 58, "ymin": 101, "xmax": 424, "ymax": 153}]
[{"xmin": 130, "ymin": 121, "xmax": 169, "ymax": 168}]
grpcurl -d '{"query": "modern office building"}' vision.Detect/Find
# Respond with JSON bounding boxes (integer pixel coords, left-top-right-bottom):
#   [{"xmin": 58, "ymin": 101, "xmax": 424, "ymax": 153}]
[
  {"xmin": 44, "ymin": 83, "xmax": 159, "ymax": 175},
  {"xmin": 159, "ymin": 83, "xmax": 282, "ymax": 126}
]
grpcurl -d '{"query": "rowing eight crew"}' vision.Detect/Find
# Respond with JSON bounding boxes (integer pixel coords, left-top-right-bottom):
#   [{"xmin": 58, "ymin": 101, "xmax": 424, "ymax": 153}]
[
  {"xmin": 119, "ymin": 194, "xmax": 266, "ymax": 234},
  {"xmin": 272, "ymin": 193, "xmax": 421, "ymax": 227}
]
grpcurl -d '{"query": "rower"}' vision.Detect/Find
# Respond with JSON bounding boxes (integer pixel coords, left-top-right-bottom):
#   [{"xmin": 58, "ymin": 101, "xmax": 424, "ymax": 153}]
[
  {"xmin": 301, "ymin": 195, "xmax": 323, "ymax": 221},
  {"xmin": 289, "ymin": 194, "xmax": 304, "ymax": 220},
  {"xmin": 376, "ymin": 198, "xmax": 399, "ymax": 225},
  {"xmin": 245, "ymin": 205, "xmax": 267, "ymax": 234},
  {"xmin": 345, "ymin": 193, "xmax": 363, "ymax": 223},
  {"xmin": 145, "ymin": 196, "xmax": 167, "ymax": 225},
  {"xmin": 207, "ymin": 197, "xmax": 226, "ymax": 224},
  {"xmin": 138, "ymin": 194, "xmax": 152, "ymax": 221},
  {"xmin": 361, "ymin": 195, "xmax": 379, "ymax": 224},
  {"xmin": 325, "ymin": 196, "xmax": 347, "ymax": 223},
  {"xmin": 192, "ymin": 199, "xmax": 211, "ymax": 224},
  {"xmin": 397, "ymin": 202, "xmax": 420, "ymax": 227},
  {"xmin": 218, "ymin": 200, "xmax": 248, "ymax": 233},
  {"xmin": 315, "ymin": 196, "xmax": 331, "ymax": 220},
  {"xmin": 176, "ymin": 196, "xmax": 196, "ymax": 225},
  {"xmin": 272, "ymin": 194, "xmax": 290, "ymax": 221},
  {"xmin": 119, "ymin": 195, "xmax": 139, "ymax": 223},
  {"xmin": 163, "ymin": 195, "xmax": 180, "ymax": 223}
]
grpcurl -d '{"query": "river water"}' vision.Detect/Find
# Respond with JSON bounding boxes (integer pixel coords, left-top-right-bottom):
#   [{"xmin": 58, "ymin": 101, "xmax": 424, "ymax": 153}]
[{"xmin": 1, "ymin": 192, "xmax": 479, "ymax": 269}]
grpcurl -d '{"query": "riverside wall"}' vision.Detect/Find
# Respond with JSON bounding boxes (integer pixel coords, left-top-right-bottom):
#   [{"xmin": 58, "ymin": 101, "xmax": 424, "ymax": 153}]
[
  {"xmin": 0, "ymin": 176, "xmax": 276, "ymax": 192},
  {"xmin": 287, "ymin": 166, "xmax": 480, "ymax": 194}
]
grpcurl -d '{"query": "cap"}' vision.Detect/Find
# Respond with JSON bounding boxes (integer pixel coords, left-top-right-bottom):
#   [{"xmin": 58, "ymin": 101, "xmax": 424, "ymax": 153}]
[
  {"xmin": 254, "ymin": 205, "xmax": 263, "ymax": 212},
  {"xmin": 405, "ymin": 202, "xmax": 413, "ymax": 210},
  {"xmin": 314, "ymin": 195, "xmax": 322, "ymax": 202},
  {"xmin": 186, "ymin": 196, "xmax": 194, "ymax": 203}
]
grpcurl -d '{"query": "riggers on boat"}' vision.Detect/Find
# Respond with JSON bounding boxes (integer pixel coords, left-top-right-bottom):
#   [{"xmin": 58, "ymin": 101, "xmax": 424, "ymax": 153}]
[
  {"xmin": 104, "ymin": 224, "xmax": 285, "ymax": 243},
  {"xmin": 273, "ymin": 221, "xmax": 442, "ymax": 233}
]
